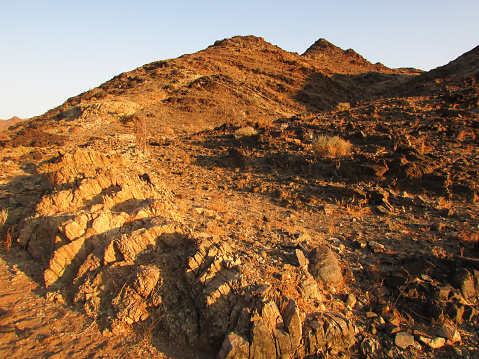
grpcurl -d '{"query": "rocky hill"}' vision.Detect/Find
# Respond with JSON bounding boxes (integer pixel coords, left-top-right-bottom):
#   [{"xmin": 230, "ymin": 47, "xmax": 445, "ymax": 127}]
[
  {"xmin": 0, "ymin": 116, "xmax": 23, "ymax": 131},
  {"xmin": 5, "ymin": 36, "xmax": 421, "ymax": 144},
  {"xmin": 407, "ymin": 44, "xmax": 479, "ymax": 88},
  {"xmin": 0, "ymin": 116, "xmax": 24, "ymax": 140},
  {"xmin": 0, "ymin": 36, "xmax": 478, "ymax": 359},
  {"xmin": 396, "ymin": 44, "xmax": 479, "ymax": 102}
]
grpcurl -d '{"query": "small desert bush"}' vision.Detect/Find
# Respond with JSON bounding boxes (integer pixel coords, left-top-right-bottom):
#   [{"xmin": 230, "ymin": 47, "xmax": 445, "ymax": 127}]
[
  {"xmin": 312, "ymin": 135, "xmax": 352, "ymax": 158},
  {"xmin": 336, "ymin": 102, "xmax": 351, "ymax": 111},
  {"xmin": 234, "ymin": 126, "xmax": 257, "ymax": 138},
  {"xmin": 459, "ymin": 229, "xmax": 479, "ymax": 243},
  {"xmin": 437, "ymin": 196, "xmax": 452, "ymax": 209}
]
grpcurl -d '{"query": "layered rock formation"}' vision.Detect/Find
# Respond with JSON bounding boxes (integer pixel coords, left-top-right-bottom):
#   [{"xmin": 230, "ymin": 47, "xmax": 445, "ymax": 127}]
[{"xmin": 16, "ymin": 149, "xmax": 356, "ymax": 357}]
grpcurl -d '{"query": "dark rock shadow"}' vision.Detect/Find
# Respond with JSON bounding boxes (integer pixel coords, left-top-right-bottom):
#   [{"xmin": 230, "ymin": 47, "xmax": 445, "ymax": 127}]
[
  {"xmin": 293, "ymin": 70, "xmax": 420, "ymax": 114},
  {"xmin": 0, "ymin": 157, "xmax": 52, "ymax": 286}
]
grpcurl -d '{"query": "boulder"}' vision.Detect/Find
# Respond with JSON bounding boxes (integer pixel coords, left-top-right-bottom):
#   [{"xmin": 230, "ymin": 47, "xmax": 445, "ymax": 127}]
[
  {"xmin": 218, "ymin": 332, "xmax": 249, "ymax": 359},
  {"xmin": 112, "ymin": 286, "xmax": 148, "ymax": 326},
  {"xmin": 451, "ymin": 268, "xmax": 476, "ymax": 299},
  {"xmin": 436, "ymin": 325, "xmax": 461, "ymax": 343},
  {"xmin": 345, "ymin": 294, "xmax": 357, "ymax": 310},
  {"xmin": 295, "ymin": 248, "xmax": 308, "ymax": 268},
  {"xmin": 300, "ymin": 276, "xmax": 322, "ymax": 300},
  {"xmin": 308, "ymin": 245, "xmax": 343, "ymax": 285},
  {"xmin": 305, "ymin": 313, "xmax": 356, "ymax": 352},
  {"xmin": 249, "ymin": 317, "xmax": 277, "ymax": 359},
  {"xmin": 429, "ymin": 337, "xmax": 446, "ymax": 349},
  {"xmin": 63, "ymin": 220, "xmax": 86, "ymax": 241},
  {"xmin": 44, "ymin": 236, "xmax": 89, "ymax": 287},
  {"xmin": 394, "ymin": 332, "xmax": 415, "ymax": 349},
  {"xmin": 131, "ymin": 265, "xmax": 161, "ymax": 298},
  {"xmin": 281, "ymin": 298, "xmax": 302, "ymax": 351},
  {"xmin": 91, "ymin": 211, "xmax": 111, "ymax": 234}
]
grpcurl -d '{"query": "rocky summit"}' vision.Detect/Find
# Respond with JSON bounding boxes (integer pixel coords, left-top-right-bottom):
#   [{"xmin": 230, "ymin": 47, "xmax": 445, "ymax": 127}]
[{"xmin": 0, "ymin": 35, "xmax": 478, "ymax": 359}]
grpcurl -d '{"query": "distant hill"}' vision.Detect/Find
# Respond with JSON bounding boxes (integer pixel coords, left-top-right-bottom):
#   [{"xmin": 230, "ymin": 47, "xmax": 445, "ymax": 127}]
[
  {"xmin": 395, "ymin": 44, "xmax": 479, "ymax": 102},
  {"xmin": 410, "ymin": 44, "xmax": 479, "ymax": 85},
  {"xmin": 0, "ymin": 117, "xmax": 24, "ymax": 138}
]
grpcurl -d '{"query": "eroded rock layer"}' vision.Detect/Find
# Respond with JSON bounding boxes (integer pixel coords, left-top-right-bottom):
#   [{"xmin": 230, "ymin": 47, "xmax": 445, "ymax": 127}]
[{"xmin": 17, "ymin": 149, "xmax": 355, "ymax": 358}]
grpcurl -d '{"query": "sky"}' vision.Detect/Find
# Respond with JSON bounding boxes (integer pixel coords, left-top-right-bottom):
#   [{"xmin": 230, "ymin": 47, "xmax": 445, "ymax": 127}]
[{"xmin": 1, "ymin": 0, "xmax": 478, "ymax": 119}]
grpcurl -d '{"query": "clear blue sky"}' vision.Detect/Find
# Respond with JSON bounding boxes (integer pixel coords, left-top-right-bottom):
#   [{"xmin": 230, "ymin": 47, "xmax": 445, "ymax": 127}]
[{"xmin": 1, "ymin": 0, "xmax": 478, "ymax": 119}]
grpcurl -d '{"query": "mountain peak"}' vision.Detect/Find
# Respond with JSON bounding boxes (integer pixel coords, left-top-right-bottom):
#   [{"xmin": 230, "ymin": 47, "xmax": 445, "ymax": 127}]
[
  {"xmin": 302, "ymin": 38, "xmax": 395, "ymax": 74},
  {"xmin": 302, "ymin": 38, "xmax": 361, "ymax": 58},
  {"xmin": 303, "ymin": 38, "xmax": 338, "ymax": 54},
  {"xmin": 211, "ymin": 35, "xmax": 274, "ymax": 50},
  {"xmin": 304, "ymin": 37, "xmax": 364, "ymax": 58}
]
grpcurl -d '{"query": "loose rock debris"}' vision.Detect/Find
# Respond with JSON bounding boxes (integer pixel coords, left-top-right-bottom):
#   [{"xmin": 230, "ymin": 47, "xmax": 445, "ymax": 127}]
[
  {"xmin": 8, "ymin": 129, "xmax": 479, "ymax": 358},
  {"xmin": 13, "ymin": 150, "xmax": 357, "ymax": 358}
]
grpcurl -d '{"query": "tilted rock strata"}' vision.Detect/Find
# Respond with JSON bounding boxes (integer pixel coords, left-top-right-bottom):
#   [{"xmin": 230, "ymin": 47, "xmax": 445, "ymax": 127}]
[{"xmin": 17, "ymin": 149, "xmax": 356, "ymax": 357}]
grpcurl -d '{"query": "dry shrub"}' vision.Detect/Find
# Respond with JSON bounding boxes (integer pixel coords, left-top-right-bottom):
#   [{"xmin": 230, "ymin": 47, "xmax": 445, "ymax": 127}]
[
  {"xmin": 459, "ymin": 230, "xmax": 479, "ymax": 243},
  {"xmin": 437, "ymin": 197, "xmax": 452, "ymax": 209},
  {"xmin": 345, "ymin": 201, "xmax": 371, "ymax": 217},
  {"xmin": 336, "ymin": 102, "xmax": 351, "ymax": 111},
  {"xmin": 44, "ymin": 169, "xmax": 58, "ymax": 189},
  {"xmin": 312, "ymin": 135, "xmax": 352, "ymax": 159},
  {"xmin": 431, "ymin": 246, "xmax": 448, "ymax": 258},
  {"xmin": 234, "ymin": 126, "xmax": 257, "ymax": 138}
]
